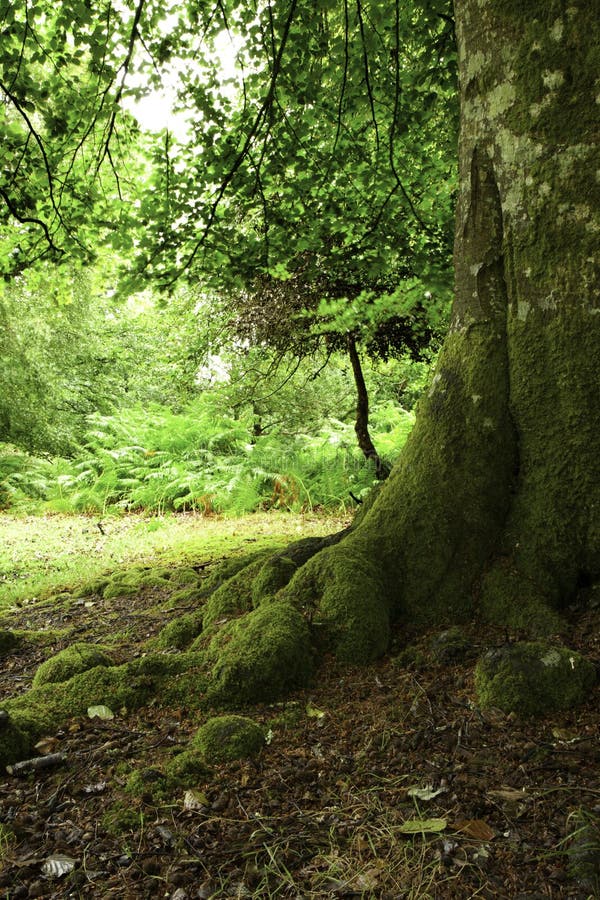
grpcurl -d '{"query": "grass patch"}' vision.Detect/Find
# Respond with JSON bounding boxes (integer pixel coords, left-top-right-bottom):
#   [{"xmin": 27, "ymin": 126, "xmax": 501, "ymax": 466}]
[{"xmin": 0, "ymin": 511, "xmax": 345, "ymax": 610}]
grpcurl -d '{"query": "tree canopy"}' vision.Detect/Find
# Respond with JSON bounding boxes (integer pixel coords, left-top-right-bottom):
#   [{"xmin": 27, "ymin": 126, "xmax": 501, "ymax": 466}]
[{"xmin": 1, "ymin": 0, "xmax": 458, "ymax": 298}]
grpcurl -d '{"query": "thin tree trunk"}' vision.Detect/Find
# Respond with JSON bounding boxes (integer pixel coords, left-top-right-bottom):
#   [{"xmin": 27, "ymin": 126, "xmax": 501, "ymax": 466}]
[{"xmin": 347, "ymin": 334, "xmax": 390, "ymax": 480}]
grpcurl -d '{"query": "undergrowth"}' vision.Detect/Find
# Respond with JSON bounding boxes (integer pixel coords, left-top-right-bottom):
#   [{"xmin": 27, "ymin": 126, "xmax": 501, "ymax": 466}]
[{"xmin": 0, "ymin": 399, "xmax": 414, "ymax": 516}]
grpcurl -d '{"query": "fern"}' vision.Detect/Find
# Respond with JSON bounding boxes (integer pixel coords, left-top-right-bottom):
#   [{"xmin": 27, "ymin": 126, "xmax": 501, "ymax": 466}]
[{"xmin": 0, "ymin": 395, "xmax": 415, "ymax": 515}]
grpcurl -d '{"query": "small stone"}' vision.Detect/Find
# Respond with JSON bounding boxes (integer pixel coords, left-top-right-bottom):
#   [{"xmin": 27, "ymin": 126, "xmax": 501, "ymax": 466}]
[{"xmin": 170, "ymin": 889, "xmax": 188, "ymax": 900}]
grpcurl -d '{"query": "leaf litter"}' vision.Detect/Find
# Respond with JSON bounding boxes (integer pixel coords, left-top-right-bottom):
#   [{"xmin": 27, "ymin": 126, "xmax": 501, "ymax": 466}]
[{"xmin": 0, "ymin": 545, "xmax": 599, "ymax": 897}]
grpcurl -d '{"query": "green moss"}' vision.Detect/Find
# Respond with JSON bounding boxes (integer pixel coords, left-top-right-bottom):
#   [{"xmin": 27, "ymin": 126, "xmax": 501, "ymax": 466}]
[
  {"xmin": 430, "ymin": 627, "xmax": 474, "ymax": 663},
  {"xmin": 136, "ymin": 572, "xmax": 172, "ymax": 590},
  {"xmin": 0, "ymin": 630, "xmax": 20, "ymax": 656},
  {"xmin": 392, "ymin": 644, "xmax": 428, "ymax": 671},
  {"xmin": 475, "ymin": 641, "xmax": 596, "ymax": 717},
  {"xmin": 102, "ymin": 803, "xmax": 143, "ymax": 835},
  {"xmin": 160, "ymin": 586, "xmax": 205, "ymax": 609},
  {"xmin": 126, "ymin": 651, "xmax": 205, "ymax": 678},
  {"xmin": 32, "ymin": 643, "xmax": 114, "ymax": 687},
  {"xmin": 169, "ymin": 567, "xmax": 202, "ymax": 585},
  {"xmin": 103, "ymin": 580, "xmax": 140, "ymax": 600},
  {"xmin": 6, "ymin": 663, "xmax": 159, "ymax": 741},
  {"xmin": 479, "ymin": 566, "xmax": 564, "ymax": 635},
  {"xmin": 201, "ymin": 551, "xmax": 271, "ymax": 595},
  {"xmin": 125, "ymin": 768, "xmax": 171, "ymax": 802},
  {"xmin": 251, "ymin": 556, "xmax": 298, "ymax": 604},
  {"xmin": 285, "ymin": 539, "xmax": 391, "ymax": 664},
  {"xmin": 205, "ymin": 601, "xmax": 315, "ymax": 705},
  {"xmin": 202, "ymin": 557, "xmax": 266, "ymax": 628},
  {"xmin": 164, "ymin": 749, "xmax": 211, "ymax": 783},
  {"xmin": 192, "ymin": 715, "xmax": 265, "ymax": 764},
  {"xmin": 159, "ymin": 668, "xmax": 209, "ymax": 711},
  {"xmin": 505, "ymin": 6, "xmax": 600, "ymax": 145},
  {"xmin": 269, "ymin": 702, "xmax": 304, "ymax": 731},
  {"xmin": 0, "ymin": 714, "xmax": 32, "ymax": 768},
  {"xmin": 152, "ymin": 566, "xmax": 178, "ymax": 580},
  {"xmin": 154, "ymin": 611, "xmax": 204, "ymax": 649},
  {"xmin": 72, "ymin": 577, "xmax": 110, "ymax": 599}
]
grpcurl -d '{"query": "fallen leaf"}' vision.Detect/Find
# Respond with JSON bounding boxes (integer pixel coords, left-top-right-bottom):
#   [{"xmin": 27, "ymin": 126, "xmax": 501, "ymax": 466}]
[
  {"xmin": 87, "ymin": 705, "xmax": 114, "ymax": 720},
  {"xmin": 183, "ymin": 789, "xmax": 210, "ymax": 810},
  {"xmin": 453, "ymin": 819, "xmax": 496, "ymax": 840},
  {"xmin": 306, "ymin": 702, "xmax": 326, "ymax": 719},
  {"xmin": 551, "ymin": 727, "xmax": 581, "ymax": 743},
  {"xmin": 407, "ymin": 783, "xmax": 448, "ymax": 801},
  {"xmin": 399, "ymin": 817, "xmax": 447, "ymax": 834},
  {"xmin": 83, "ymin": 781, "xmax": 107, "ymax": 795},
  {"xmin": 487, "ymin": 787, "xmax": 530, "ymax": 803},
  {"xmin": 34, "ymin": 736, "xmax": 60, "ymax": 754},
  {"xmin": 41, "ymin": 854, "xmax": 77, "ymax": 878}
]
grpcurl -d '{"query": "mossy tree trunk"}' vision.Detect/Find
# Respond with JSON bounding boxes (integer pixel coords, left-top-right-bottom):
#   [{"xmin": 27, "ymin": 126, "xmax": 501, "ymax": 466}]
[{"xmin": 272, "ymin": 0, "xmax": 600, "ymax": 661}]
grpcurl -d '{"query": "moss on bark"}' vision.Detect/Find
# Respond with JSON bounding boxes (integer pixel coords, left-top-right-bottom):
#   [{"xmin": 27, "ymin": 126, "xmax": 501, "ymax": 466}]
[{"xmin": 203, "ymin": 601, "xmax": 315, "ymax": 705}]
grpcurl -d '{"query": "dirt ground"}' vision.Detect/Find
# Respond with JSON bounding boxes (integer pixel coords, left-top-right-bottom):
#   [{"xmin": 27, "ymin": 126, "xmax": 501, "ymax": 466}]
[{"xmin": 0, "ymin": 561, "xmax": 599, "ymax": 899}]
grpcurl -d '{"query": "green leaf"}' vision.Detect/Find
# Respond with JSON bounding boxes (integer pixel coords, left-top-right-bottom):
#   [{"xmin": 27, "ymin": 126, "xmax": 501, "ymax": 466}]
[
  {"xmin": 88, "ymin": 705, "xmax": 115, "ymax": 720},
  {"xmin": 399, "ymin": 818, "xmax": 447, "ymax": 834}
]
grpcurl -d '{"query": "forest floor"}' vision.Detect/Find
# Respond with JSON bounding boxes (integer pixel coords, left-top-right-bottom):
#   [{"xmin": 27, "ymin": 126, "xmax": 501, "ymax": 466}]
[{"xmin": 0, "ymin": 512, "xmax": 599, "ymax": 899}]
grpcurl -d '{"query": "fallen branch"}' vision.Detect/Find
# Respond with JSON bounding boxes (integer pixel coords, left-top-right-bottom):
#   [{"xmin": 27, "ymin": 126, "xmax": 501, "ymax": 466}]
[{"xmin": 6, "ymin": 752, "xmax": 67, "ymax": 776}]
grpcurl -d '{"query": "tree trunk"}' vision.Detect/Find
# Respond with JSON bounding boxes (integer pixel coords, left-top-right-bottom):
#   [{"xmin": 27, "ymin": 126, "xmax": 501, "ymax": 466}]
[
  {"xmin": 202, "ymin": 0, "xmax": 600, "ymax": 670},
  {"xmin": 346, "ymin": 334, "xmax": 390, "ymax": 480}
]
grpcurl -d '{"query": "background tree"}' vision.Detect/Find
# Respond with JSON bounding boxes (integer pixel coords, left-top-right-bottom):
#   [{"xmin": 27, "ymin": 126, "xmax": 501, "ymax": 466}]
[
  {"xmin": 127, "ymin": 0, "xmax": 457, "ymax": 472},
  {"xmin": 0, "ymin": 0, "xmax": 149, "ymax": 273}
]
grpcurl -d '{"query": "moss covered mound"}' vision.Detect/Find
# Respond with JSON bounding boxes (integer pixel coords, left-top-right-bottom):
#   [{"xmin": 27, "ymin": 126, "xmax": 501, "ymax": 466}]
[
  {"xmin": 164, "ymin": 749, "xmax": 211, "ymax": 783},
  {"xmin": 0, "ymin": 651, "xmax": 208, "ymax": 768},
  {"xmin": 103, "ymin": 579, "xmax": 140, "ymax": 600},
  {"xmin": 430, "ymin": 627, "xmax": 474, "ymax": 663},
  {"xmin": 32, "ymin": 643, "xmax": 114, "ymax": 687},
  {"xmin": 204, "ymin": 601, "xmax": 315, "ymax": 705},
  {"xmin": 0, "ymin": 713, "xmax": 31, "ymax": 768},
  {"xmin": 72, "ymin": 577, "xmax": 110, "ymax": 599},
  {"xmin": 154, "ymin": 610, "xmax": 204, "ymax": 650},
  {"xmin": 202, "ymin": 557, "xmax": 267, "ymax": 628},
  {"xmin": 6, "ymin": 662, "xmax": 166, "ymax": 755},
  {"xmin": 193, "ymin": 715, "xmax": 265, "ymax": 764},
  {"xmin": 169, "ymin": 567, "xmax": 202, "ymax": 586},
  {"xmin": 285, "ymin": 540, "xmax": 391, "ymax": 664},
  {"xmin": 201, "ymin": 551, "xmax": 271, "ymax": 596},
  {"xmin": 252, "ymin": 556, "xmax": 298, "ymax": 604},
  {"xmin": 0, "ymin": 630, "xmax": 20, "ymax": 657},
  {"xmin": 479, "ymin": 566, "xmax": 564, "ymax": 635},
  {"xmin": 475, "ymin": 642, "xmax": 596, "ymax": 716}
]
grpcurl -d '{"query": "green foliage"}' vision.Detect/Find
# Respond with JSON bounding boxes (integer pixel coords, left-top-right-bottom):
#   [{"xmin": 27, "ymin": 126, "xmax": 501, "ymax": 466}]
[
  {"xmin": 0, "ymin": 0, "xmax": 141, "ymax": 272},
  {"xmin": 1, "ymin": 392, "xmax": 415, "ymax": 516}
]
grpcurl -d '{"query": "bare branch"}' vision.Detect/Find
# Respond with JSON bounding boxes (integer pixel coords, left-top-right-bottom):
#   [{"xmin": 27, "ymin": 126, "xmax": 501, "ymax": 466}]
[
  {"xmin": 167, "ymin": 0, "xmax": 300, "ymax": 284},
  {"xmin": 0, "ymin": 187, "xmax": 61, "ymax": 253},
  {"xmin": 356, "ymin": 0, "xmax": 380, "ymax": 153}
]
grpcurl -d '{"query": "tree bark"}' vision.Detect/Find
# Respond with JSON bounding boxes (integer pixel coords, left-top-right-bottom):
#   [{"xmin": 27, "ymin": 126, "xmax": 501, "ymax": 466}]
[{"xmin": 203, "ymin": 0, "xmax": 600, "ymax": 670}]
